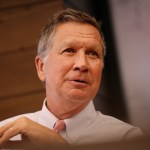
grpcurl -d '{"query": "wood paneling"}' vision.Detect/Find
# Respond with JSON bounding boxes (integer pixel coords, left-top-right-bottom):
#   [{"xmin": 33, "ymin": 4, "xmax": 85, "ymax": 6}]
[
  {"xmin": 0, "ymin": 91, "xmax": 45, "ymax": 121},
  {"xmin": 0, "ymin": 49, "xmax": 43, "ymax": 98},
  {"xmin": 0, "ymin": 0, "xmax": 63, "ymax": 121},
  {"xmin": 0, "ymin": 0, "xmax": 63, "ymax": 53}
]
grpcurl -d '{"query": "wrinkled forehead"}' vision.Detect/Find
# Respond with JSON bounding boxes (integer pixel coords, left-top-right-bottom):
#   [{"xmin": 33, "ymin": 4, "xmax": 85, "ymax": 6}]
[
  {"xmin": 57, "ymin": 38, "xmax": 103, "ymax": 54},
  {"xmin": 52, "ymin": 23, "xmax": 103, "ymax": 48},
  {"xmin": 54, "ymin": 22, "xmax": 101, "ymax": 38}
]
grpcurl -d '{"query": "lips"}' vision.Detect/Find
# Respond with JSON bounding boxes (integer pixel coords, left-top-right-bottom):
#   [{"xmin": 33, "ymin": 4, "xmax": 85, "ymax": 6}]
[
  {"xmin": 73, "ymin": 79, "xmax": 87, "ymax": 84},
  {"xmin": 68, "ymin": 77, "xmax": 90, "ymax": 85}
]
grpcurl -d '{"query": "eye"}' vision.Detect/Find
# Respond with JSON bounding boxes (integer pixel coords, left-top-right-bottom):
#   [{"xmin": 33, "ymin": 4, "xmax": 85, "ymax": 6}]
[
  {"xmin": 87, "ymin": 50, "xmax": 99, "ymax": 58},
  {"xmin": 63, "ymin": 48, "xmax": 76, "ymax": 53},
  {"xmin": 60, "ymin": 48, "xmax": 76, "ymax": 56}
]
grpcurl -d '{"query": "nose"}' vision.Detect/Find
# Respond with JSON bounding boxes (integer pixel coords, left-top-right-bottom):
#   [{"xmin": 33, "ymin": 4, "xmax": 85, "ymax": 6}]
[{"xmin": 73, "ymin": 52, "xmax": 88, "ymax": 72}]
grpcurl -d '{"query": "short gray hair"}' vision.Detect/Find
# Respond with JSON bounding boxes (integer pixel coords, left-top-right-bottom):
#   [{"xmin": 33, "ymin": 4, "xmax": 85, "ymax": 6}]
[{"xmin": 37, "ymin": 8, "xmax": 106, "ymax": 58}]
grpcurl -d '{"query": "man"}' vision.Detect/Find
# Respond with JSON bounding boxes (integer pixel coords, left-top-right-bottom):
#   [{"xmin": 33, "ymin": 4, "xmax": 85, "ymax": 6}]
[{"xmin": 0, "ymin": 8, "xmax": 143, "ymax": 149}]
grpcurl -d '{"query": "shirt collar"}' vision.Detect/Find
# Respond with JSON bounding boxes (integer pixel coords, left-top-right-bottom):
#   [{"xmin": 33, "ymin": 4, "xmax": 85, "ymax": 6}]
[
  {"xmin": 38, "ymin": 98, "xmax": 97, "ymax": 143},
  {"xmin": 38, "ymin": 99, "xmax": 58, "ymax": 129},
  {"xmin": 64, "ymin": 101, "xmax": 97, "ymax": 143}
]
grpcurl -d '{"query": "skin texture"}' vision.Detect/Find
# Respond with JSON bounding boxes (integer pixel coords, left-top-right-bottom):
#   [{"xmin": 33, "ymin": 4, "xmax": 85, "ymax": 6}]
[
  {"xmin": 36, "ymin": 22, "xmax": 104, "ymax": 119},
  {"xmin": 0, "ymin": 22, "xmax": 104, "ymax": 149}
]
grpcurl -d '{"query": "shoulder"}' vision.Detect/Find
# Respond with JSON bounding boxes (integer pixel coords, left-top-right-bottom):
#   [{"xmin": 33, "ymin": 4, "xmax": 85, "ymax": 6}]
[
  {"xmin": 77, "ymin": 112, "xmax": 143, "ymax": 144},
  {"xmin": 0, "ymin": 111, "xmax": 41, "ymax": 126},
  {"xmin": 94, "ymin": 112, "xmax": 143, "ymax": 140}
]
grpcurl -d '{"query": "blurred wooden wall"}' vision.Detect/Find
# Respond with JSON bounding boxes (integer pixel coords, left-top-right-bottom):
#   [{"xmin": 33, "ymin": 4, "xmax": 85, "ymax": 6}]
[{"xmin": 0, "ymin": 0, "xmax": 63, "ymax": 121}]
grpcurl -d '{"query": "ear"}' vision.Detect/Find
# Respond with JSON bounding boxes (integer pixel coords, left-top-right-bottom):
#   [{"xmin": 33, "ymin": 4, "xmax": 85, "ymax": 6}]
[{"xmin": 35, "ymin": 56, "xmax": 45, "ymax": 81}]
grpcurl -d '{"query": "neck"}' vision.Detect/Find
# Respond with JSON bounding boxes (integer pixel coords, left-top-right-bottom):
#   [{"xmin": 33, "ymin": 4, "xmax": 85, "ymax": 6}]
[{"xmin": 46, "ymin": 99, "xmax": 89, "ymax": 119}]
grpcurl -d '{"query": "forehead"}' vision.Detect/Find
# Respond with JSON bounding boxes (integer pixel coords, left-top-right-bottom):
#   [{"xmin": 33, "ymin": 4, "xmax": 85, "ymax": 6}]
[{"xmin": 52, "ymin": 22, "xmax": 103, "ymax": 48}]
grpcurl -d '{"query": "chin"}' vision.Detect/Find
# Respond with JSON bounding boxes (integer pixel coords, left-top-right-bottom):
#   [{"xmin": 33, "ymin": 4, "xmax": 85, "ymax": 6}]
[
  {"xmin": 63, "ymin": 88, "xmax": 93, "ymax": 103},
  {"xmin": 68, "ymin": 97, "xmax": 87, "ymax": 103},
  {"xmin": 66, "ymin": 93, "xmax": 90, "ymax": 103}
]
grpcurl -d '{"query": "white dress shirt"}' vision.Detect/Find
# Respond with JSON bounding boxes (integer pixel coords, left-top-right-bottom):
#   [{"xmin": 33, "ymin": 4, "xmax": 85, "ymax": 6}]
[{"xmin": 0, "ymin": 99, "xmax": 143, "ymax": 145}]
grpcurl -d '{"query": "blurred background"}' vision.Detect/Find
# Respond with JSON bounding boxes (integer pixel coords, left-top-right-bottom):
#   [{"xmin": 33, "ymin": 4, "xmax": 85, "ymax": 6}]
[{"xmin": 0, "ymin": 0, "xmax": 150, "ymax": 134}]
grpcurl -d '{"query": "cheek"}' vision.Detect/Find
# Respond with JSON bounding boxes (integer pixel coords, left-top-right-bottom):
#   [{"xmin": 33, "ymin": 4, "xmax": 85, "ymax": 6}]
[
  {"xmin": 44, "ymin": 58, "xmax": 72, "ymax": 83},
  {"xmin": 92, "ymin": 64, "xmax": 103, "ymax": 84}
]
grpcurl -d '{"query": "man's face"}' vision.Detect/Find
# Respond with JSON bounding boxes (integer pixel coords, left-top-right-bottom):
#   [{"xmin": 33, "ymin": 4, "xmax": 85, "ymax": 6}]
[{"xmin": 36, "ymin": 22, "xmax": 104, "ymax": 112}]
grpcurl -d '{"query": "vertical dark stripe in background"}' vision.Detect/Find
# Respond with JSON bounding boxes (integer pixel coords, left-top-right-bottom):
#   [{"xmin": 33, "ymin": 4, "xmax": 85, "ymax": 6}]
[{"xmin": 64, "ymin": 0, "xmax": 128, "ymax": 122}]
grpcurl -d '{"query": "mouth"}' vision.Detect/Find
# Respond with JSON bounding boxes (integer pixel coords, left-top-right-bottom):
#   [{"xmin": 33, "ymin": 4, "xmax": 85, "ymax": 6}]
[
  {"xmin": 68, "ymin": 77, "xmax": 90, "ymax": 85},
  {"xmin": 73, "ymin": 80, "xmax": 87, "ymax": 84}
]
